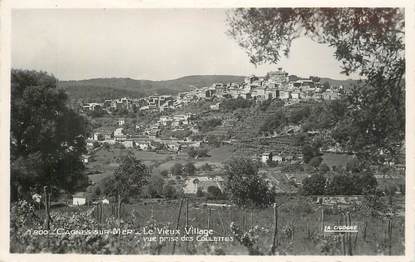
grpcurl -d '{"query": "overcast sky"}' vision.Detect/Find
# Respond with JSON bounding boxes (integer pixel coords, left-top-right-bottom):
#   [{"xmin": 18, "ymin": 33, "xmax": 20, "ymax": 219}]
[{"xmin": 12, "ymin": 9, "xmax": 358, "ymax": 81}]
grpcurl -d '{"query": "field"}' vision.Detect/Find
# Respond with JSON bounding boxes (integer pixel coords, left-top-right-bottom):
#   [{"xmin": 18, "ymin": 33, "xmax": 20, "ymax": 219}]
[
  {"xmin": 87, "ymin": 148, "xmax": 175, "ymax": 184},
  {"xmin": 10, "ymin": 196, "xmax": 405, "ymax": 255}
]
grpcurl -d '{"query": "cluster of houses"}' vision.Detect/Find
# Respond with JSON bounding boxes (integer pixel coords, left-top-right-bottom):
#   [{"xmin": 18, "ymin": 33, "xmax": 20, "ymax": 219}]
[
  {"xmin": 80, "ymin": 68, "xmax": 342, "ymax": 115},
  {"xmin": 87, "ymin": 111, "xmax": 201, "ymax": 153},
  {"xmin": 81, "ymin": 95, "xmax": 177, "ymax": 113},
  {"xmin": 200, "ymin": 68, "xmax": 343, "ymax": 102}
]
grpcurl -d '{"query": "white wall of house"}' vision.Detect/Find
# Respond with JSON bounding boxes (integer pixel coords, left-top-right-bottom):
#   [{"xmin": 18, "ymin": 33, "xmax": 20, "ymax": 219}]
[{"xmin": 73, "ymin": 197, "xmax": 86, "ymax": 206}]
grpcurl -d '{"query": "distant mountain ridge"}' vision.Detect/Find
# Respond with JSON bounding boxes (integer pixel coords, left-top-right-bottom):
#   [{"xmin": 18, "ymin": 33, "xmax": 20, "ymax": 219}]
[
  {"xmin": 58, "ymin": 75, "xmax": 359, "ymax": 102},
  {"xmin": 58, "ymin": 75, "xmax": 246, "ymax": 102}
]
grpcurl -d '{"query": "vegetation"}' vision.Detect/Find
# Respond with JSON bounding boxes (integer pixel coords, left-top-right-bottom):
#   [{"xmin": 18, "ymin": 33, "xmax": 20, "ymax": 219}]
[
  {"xmin": 11, "ymin": 70, "xmax": 89, "ymax": 201},
  {"xmin": 103, "ymin": 152, "xmax": 149, "ymax": 204},
  {"xmin": 187, "ymin": 147, "xmax": 209, "ymax": 159},
  {"xmin": 220, "ymin": 97, "xmax": 254, "ymax": 112},
  {"xmin": 224, "ymin": 158, "xmax": 275, "ymax": 208},
  {"xmin": 227, "ymin": 8, "xmax": 404, "ymax": 164},
  {"xmin": 196, "ymin": 118, "xmax": 222, "ymax": 133}
]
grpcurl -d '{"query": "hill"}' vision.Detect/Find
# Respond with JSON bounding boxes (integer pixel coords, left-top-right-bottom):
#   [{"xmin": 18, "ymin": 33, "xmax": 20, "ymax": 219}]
[{"xmin": 58, "ymin": 75, "xmax": 246, "ymax": 102}]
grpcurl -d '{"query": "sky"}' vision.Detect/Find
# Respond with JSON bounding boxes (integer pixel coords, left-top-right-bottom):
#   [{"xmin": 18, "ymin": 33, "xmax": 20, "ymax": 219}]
[{"xmin": 12, "ymin": 9, "xmax": 358, "ymax": 81}]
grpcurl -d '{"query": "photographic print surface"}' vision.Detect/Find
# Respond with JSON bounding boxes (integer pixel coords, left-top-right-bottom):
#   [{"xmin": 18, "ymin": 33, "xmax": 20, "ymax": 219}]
[{"xmin": 9, "ymin": 8, "xmax": 405, "ymax": 256}]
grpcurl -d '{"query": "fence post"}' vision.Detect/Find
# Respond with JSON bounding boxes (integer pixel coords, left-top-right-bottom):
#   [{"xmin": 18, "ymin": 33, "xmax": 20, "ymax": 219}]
[
  {"xmin": 347, "ymin": 212, "xmax": 353, "ymax": 256},
  {"xmin": 241, "ymin": 210, "xmax": 245, "ymax": 232},
  {"xmin": 207, "ymin": 208, "xmax": 211, "ymax": 230},
  {"xmin": 363, "ymin": 220, "xmax": 367, "ymax": 241},
  {"xmin": 100, "ymin": 202, "xmax": 103, "ymax": 223},
  {"xmin": 250, "ymin": 211, "xmax": 253, "ymax": 229},
  {"xmin": 43, "ymin": 186, "xmax": 50, "ymax": 230},
  {"xmin": 172, "ymin": 198, "xmax": 184, "ymax": 255},
  {"xmin": 218, "ymin": 208, "xmax": 226, "ymax": 234},
  {"xmin": 185, "ymin": 198, "xmax": 189, "ymax": 254},
  {"xmin": 388, "ymin": 218, "xmax": 392, "ymax": 256},
  {"xmin": 271, "ymin": 203, "xmax": 278, "ymax": 255},
  {"xmin": 341, "ymin": 213, "xmax": 346, "ymax": 255},
  {"xmin": 117, "ymin": 193, "xmax": 121, "ymax": 224}
]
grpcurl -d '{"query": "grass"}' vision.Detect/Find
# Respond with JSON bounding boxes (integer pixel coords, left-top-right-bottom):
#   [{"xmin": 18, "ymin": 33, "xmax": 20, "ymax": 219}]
[
  {"xmin": 321, "ymin": 153, "xmax": 354, "ymax": 169},
  {"xmin": 115, "ymin": 195, "xmax": 405, "ymax": 255}
]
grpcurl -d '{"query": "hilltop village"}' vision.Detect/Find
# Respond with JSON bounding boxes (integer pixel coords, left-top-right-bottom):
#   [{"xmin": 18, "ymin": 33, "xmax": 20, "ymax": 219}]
[
  {"xmin": 70, "ymin": 68, "xmax": 402, "ymax": 205},
  {"xmin": 81, "ymin": 68, "xmax": 343, "ymax": 152}
]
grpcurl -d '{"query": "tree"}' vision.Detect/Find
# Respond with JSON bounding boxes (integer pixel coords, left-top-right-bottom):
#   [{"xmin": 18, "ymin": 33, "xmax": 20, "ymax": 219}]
[
  {"xmin": 94, "ymin": 186, "xmax": 102, "ymax": 197},
  {"xmin": 148, "ymin": 175, "xmax": 165, "ymax": 198},
  {"xmin": 302, "ymin": 173, "xmax": 326, "ymax": 195},
  {"xmin": 170, "ymin": 163, "xmax": 183, "ymax": 177},
  {"xmin": 207, "ymin": 186, "xmax": 223, "ymax": 200},
  {"xmin": 319, "ymin": 163, "xmax": 330, "ymax": 174},
  {"xmin": 309, "ymin": 156, "xmax": 323, "ymax": 168},
  {"xmin": 227, "ymin": 8, "xmax": 404, "ymax": 164},
  {"xmin": 160, "ymin": 170, "xmax": 169, "ymax": 177},
  {"xmin": 183, "ymin": 162, "xmax": 196, "ymax": 176},
  {"xmin": 10, "ymin": 70, "xmax": 89, "ymax": 201},
  {"xmin": 302, "ymin": 143, "xmax": 320, "ymax": 163},
  {"xmin": 326, "ymin": 172, "xmax": 377, "ymax": 195},
  {"xmin": 199, "ymin": 163, "xmax": 213, "ymax": 171},
  {"xmin": 224, "ymin": 158, "xmax": 275, "ymax": 208},
  {"xmin": 163, "ymin": 185, "xmax": 178, "ymax": 199},
  {"xmin": 103, "ymin": 152, "xmax": 149, "ymax": 204},
  {"xmin": 322, "ymin": 81, "xmax": 331, "ymax": 92}
]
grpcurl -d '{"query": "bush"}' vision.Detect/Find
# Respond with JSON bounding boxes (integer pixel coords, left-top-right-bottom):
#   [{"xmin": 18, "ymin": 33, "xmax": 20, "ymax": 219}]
[
  {"xmin": 302, "ymin": 173, "xmax": 326, "ymax": 195},
  {"xmin": 196, "ymin": 187, "xmax": 205, "ymax": 197},
  {"xmin": 326, "ymin": 172, "xmax": 377, "ymax": 195},
  {"xmin": 207, "ymin": 186, "xmax": 223, "ymax": 200},
  {"xmin": 163, "ymin": 185, "xmax": 178, "ymax": 199},
  {"xmin": 199, "ymin": 163, "xmax": 213, "ymax": 171},
  {"xmin": 302, "ymin": 143, "xmax": 320, "ymax": 163},
  {"xmin": 184, "ymin": 162, "xmax": 196, "ymax": 176},
  {"xmin": 225, "ymin": 158, "xmax": 275, "ymax": 208},
  {"xmin": 196, "ymin": 118, "xmax": 222, "ymax": 133},
  {"xmin": 188, "ymin": 147, "xmax": 209, "ymax": 159},
  {"xmin": 319, "ymin": 163, "xmax": 330, "ymax": 174},
  {"xmin": 309, "ymin": 156, "xmax": 323, "ymax": 168},
  {"xmin": 160, "ymin": 170, "xmax": 169, "ymax": 177},
  {"xmin": 170, "ymin": 163, "xmax": 183, "ymax": 177},
  {"xmin": 220, "ymin": 97, "xmax": 253, "ymax": 112}
]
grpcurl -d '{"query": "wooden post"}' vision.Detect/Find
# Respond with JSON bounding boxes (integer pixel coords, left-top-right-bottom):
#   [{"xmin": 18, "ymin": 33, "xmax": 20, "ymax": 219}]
[
  {"xmin": 185, "ymin": 198, "xmax": 189, "ymax": 228},
  {"xmin": 117, "ymin": 193, "xmax": 121, "ymax": 223},
  {"xmin": 271, "ymin": 203, "xmax": 278, "ymax": 255},
  {"xmin": 341, "ymin": 213, "xmax": 346, "ymax": 255},
  {"xmin": 185, "ymin": 198, "xmax": 189, "ymax": 254},
  {"xmin": 218, "ymin": 209, "xmax": 226, "ymax": 234},
  {"xmin": 388, "ymin": 218, "xmax": 392, "ymax": 256},
  {"xmin": 241, "ymin": 210, "xmax": 245, "ymax": 232},
  {"xmin": 100, "ymin": 202, "xmax": 103, "ymax": 223},
  {"xmin": 250, "ymin": 211, "xmax": 253, "ymax": 229},
  {"xmin": 48, "ymin": 190, "xmax": 51, "ymax": 210},
  {"xmin": 347, "ymin": 212, "xmax": 353, "ymax": 256},
  {"xmin": 172, "ymin": 198, "xmax": 184, "ymax": 255},
  {"xmin": 363, "ymin": 220, "xmax": 367, "ymax": 241},
  {"xmin": 321, "ymin": 207, "xmax": 325, "ymax": 233},
  {"xmin": 207, "ymin": 208, "xmax": 211, "ymax": 230},
  {"xmin": 43, "ymin": 186, "xmax": 49, "ymax": 230}
]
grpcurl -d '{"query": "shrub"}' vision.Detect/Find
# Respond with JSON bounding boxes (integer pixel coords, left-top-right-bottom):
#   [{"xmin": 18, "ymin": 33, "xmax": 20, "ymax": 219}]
[
  {"xmin": 309, "ymin": 156, "xmax": 323, "ymax": 168},
  {"xmin": 302, "ymin": 173, "xmax": 326, "ymax": 195},
  {"xmin": 163, "ymin": 185, "xmax": 177, "ymax": 199},
  {"xmin": 184, "ymin": 162, "xmax": 196, "ymax": 176},
  {"xmin": 207, "ymin": 186, "xmax": 222, "ymax": 200},
  {"xmin": 319, "ymin": 163, "xmax": 330, "ymax": 174},
  {"xmin": 160, "ymin": 170, "xmax": 169, "ymax": 177},
  {"xmin": 225, "ymin": 158, "xmax": 275, "ymax": 208}
]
